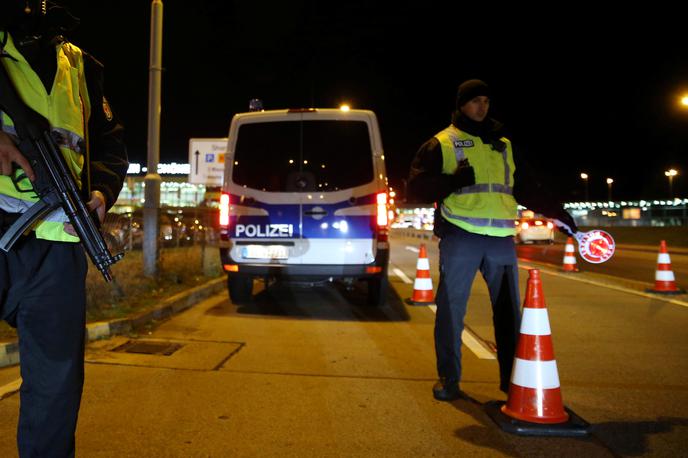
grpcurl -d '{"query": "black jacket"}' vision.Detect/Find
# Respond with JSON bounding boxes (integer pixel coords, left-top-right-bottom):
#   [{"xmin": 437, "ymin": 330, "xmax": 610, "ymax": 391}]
[
  {"xmin": 407, "ymin": 116, "xmax": 577, "ymax": 232},
  {"xmin": 81, "ymin": 51, "xmax": 129, "ymax": 210}
]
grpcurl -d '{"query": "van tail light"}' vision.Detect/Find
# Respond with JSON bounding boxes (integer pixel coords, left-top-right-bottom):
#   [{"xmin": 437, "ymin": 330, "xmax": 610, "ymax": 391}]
[
  {"xmin": 376, "ymin": 192, "xmax": 388, "ymax": 226},
  {"xmin": 219, "ymin": 192, "xmax": 231, "ymax": 228},
  {"xmin": 376, "ymin": 192, "xmax": 389, "ymax": 242},
  {"xmin": 546, "ymin": 221, "xmax": 554, "ymax": 229}
]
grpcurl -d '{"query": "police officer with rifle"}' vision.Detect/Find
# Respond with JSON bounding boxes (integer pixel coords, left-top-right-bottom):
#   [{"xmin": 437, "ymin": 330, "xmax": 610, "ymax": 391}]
[{"xmin": 0, "ymin": 1, "xmax": 128, "ymax": 455}]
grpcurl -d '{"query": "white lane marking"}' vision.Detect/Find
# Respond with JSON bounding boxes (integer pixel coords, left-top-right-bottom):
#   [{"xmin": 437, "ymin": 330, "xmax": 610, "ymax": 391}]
[
  {"xmin": 393, "ymin": 268, "xmax": 413, "ymax": 284},
  {"xmin": 460, "ymin": 329, "xmax": 497, "ymax": 360},
  {"xmin": 0, "ymin": 378, "xmax": 21, "ymax": 400},
  {"xmin": 405, "ymin": 246, "xmax": 420, "ymax": 253},
  {"xmin": 426, "ymin": 305, "xmax": 496, "ymax": 360}
]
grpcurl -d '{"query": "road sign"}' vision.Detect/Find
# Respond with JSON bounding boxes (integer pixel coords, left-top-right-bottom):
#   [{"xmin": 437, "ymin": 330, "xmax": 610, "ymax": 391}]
[{"xmin": 188, "ymin": 138, "xmax": 227, "ymax": 185}]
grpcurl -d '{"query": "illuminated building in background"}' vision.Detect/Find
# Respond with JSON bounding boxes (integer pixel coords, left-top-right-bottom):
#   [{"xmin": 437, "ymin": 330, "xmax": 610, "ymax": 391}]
[{"xmin": 116, "ymin": 162, "xmax": 215, "ymax": 209}]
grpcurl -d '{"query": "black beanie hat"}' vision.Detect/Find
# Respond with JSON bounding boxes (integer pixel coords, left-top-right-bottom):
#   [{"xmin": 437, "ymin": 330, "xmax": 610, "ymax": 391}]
[{"xmin": 456, "ymin": 79, "xmax": 490, "ymax": 109}]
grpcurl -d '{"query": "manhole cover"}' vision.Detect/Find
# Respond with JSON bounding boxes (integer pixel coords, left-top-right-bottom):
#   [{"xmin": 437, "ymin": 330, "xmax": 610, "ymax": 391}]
[{"xmin": 113, "ymin": 340, "xmax": 183, "ymax": 356}]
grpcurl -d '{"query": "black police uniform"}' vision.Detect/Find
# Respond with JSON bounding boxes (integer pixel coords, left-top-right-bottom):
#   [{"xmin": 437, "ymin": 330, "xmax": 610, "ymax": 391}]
[{"xmin": 0, "ymin": 15, "xmax": 128, "ymax": 456}]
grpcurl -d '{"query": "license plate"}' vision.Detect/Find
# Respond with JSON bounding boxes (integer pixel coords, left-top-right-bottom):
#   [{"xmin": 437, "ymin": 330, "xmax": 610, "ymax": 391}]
[{"xmin": 242, "ymin": 245, "xmax": 289, "ymax": 260}]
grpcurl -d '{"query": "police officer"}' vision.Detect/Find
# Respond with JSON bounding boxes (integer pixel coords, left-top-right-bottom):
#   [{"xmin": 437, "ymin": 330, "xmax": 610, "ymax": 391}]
[
  {"xmin": 407, "ymin": 79, "xmax": 577, "ymax": 401},
  {"xmin": 0, "ymin": 1, "xmax": 128, "ymax": 455}
]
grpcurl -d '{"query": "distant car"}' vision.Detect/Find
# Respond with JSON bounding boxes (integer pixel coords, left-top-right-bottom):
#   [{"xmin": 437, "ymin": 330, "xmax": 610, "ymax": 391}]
[
  {"xmin": 391, "ymin": 215, "xmax": 415, "ymax": 229},
  {"xmin": 515, "ymin": 218, "xmax": 554, "ymax": 244},
  {"xmin": 115, "ymin": 211, "xmax": 178, "ymax": 249}
]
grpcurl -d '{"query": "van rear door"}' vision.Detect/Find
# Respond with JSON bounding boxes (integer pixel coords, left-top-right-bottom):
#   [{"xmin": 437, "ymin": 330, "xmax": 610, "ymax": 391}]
[
  {"xmin": 297, "ymin": 116, "xmax": 377, "ymax": 265},
  {"xmin": 230, "ymin": 121, "xmax": 303, "ymax": 264},
  {"xmin": 229, "ymin": 114, "xmax": 377, "ymax": 265}
]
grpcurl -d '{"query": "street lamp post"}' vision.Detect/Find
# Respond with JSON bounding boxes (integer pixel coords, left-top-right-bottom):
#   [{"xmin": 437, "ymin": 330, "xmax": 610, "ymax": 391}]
[
  {"xmin": 580, "ymin": 172, "xmax": 589, "ymax": 201},
  {"xmin": 665, "ymin": 169, "xmax": 677, "ymax": 199},
  {"xmin": 606, "ymin": 178, "xmax": 613, "ymax": 202},
  {"xmin": 144, "ymin": 0, "xmax": 163, "ymax": 277}
]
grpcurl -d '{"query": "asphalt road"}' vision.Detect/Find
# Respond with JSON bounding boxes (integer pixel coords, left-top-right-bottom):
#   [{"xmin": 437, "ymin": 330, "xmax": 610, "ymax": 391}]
[
  {"xmin": 0, "ymin": 234, "xmax": 685, "ymax": 457},
  {"xmin": 515, "ymin": 241, "xmax": 688, "ymax": 289}
]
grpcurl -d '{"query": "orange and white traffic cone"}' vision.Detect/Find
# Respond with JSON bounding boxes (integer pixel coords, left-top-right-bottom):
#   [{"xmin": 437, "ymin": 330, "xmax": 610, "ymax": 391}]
[
  {"xmin": 561, "ymin": 237, "xmax": 579, "ymax": 272},
  {"xmin": 502, "ymin": 269, "xmax": 568, "ymax": 424},
  {"xmin": 648, "ymin": 240, "xmax": 685, "ymax": 294},
  {"xmin": 406, "ymin": 243, "xmax": 435, "ymax": 305},
  {"xmin": 485, "ymin": 269, "xmax": 589, "ymax": 436}
]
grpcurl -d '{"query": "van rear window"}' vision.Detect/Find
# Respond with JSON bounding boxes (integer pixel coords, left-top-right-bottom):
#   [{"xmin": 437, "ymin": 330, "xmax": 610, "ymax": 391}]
[{"xmin": 233, "ymin": 120, "xmax": 374, "ymax": 192}]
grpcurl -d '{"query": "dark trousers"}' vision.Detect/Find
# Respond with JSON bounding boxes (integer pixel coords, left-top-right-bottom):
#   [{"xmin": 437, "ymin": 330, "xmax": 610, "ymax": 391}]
[
  {"xmin": 435, "ymin": 225, "xmax": 521, "ymax": 391},
  {"xmin": 1, "ymin": 233, "xmax": 87, "ymax": 458}
]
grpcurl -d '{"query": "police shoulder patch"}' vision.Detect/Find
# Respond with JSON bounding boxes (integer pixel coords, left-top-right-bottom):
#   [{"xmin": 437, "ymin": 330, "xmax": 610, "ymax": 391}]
[{"xmin": 102, "ymin": 97, "xmax": 113, "ymax": 121}]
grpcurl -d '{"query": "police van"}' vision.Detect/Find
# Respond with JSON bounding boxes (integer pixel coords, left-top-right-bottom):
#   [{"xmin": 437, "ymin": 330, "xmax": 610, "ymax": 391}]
[{"xmin": 219, "ymin": 107, "xmax": 390, "ymax": 305}]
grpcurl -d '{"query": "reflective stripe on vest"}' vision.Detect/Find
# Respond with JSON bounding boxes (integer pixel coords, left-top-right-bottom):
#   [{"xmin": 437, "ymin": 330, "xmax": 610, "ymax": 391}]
[
  {"xmin": 452, "ymin": 183, "xmax": 513, "ymax": 196},
  {"xmin": 1, "ymin": 125, "xmax": 86, "ymax": 155},
  {"xmin": 441, "ymin": 204, "xmax": 516, "ymax": 228},
  {"xmin": 0, "ymin": 32, "xmax": 91, "ymax": 242},
  {"xmin": 436, "ymin": 125, "xmax": 517, "ymax": 237}
]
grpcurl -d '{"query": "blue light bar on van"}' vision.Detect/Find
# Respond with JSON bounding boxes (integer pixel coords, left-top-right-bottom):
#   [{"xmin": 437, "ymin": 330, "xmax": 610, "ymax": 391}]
[{"xmin": 287, "ymin": 108, "xmax": 318, "ymax": 113}]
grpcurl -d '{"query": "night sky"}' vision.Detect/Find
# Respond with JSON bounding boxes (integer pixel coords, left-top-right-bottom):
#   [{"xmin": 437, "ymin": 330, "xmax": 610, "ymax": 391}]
[{"xmin": 62, "ymin": 1, "xmax": 687, "ymax": 201}]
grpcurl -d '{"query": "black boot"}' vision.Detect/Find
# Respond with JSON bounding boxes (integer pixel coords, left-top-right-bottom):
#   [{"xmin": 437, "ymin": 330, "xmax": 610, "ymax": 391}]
[{"xmin": 432, "ymin": 378, "xmax": 464, "ymax": 401}]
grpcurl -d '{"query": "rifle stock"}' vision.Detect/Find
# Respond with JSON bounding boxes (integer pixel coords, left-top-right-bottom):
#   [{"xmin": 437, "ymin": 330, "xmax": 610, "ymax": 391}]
[{"xmin": 0, "ymin": 60, "xmax": 123, "ymax": 281}]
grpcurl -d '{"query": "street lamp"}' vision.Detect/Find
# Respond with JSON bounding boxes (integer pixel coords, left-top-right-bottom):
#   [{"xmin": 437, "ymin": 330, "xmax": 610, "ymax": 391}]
[
  {"xmin": 580, "ymin": 172, "xmax": 589, "ymax": 201},
  {"xmin": 606, "ymin": 178, "xmax": 614, "ymax": 202},
  {"xmin": 665, "ymin": 169, "xmax": 678, "ymax": 199}
]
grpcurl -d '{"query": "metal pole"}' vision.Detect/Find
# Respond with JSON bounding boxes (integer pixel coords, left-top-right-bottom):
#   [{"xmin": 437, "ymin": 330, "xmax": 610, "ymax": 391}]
[
  {"xmin": 668, "ymin": 175, "xmax": 673, "ymax": 199},
  {"xmin": 144, "ymin": 0, "xmax": 163, "ymax": 277}
]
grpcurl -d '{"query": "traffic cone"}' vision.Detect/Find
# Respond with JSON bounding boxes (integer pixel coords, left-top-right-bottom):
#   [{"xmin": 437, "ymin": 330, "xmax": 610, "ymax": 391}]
[
  {"xmin": 561, "ymin": 237, "xmax": 579, "ymax": 272},
  {"xmin": 648, "ymin": 241, "xmax": 686, "ymax": 294},
  {"xmin": 501, "ymin": 269, "xmax": 568, "ymax": 423},
  {"xmin": 485, "ymin": 269, "xmax": 589, "ymax": 436},
  {"xmin": 406, "ymin": 243, "xmax": 435, "ymax": 305}
]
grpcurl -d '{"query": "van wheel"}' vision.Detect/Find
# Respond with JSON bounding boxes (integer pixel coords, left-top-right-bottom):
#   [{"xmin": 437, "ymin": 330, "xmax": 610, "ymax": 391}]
[
  {"xmin": 367, "ymin": 275, "xmax": 388, "ymax": 306},
  {"xmin": 228, "ymin": 276, "xmax": 253, "ymax": 304}
]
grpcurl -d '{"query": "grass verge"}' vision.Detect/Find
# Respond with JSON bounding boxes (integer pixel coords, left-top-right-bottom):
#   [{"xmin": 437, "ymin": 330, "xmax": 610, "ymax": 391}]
[{"xmin": 0, "ymin": 244, "xmax": 223, "ymax": 342}]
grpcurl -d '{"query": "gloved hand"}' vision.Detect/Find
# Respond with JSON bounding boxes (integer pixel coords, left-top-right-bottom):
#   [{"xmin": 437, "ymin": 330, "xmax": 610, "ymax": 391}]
[
  {"xmin": 453, "ymin": 159, "xmax": 475, "ymax": 189},
  {"xmin": 553, "ymin": 210, "xmax": 578, "ymax": 237}
]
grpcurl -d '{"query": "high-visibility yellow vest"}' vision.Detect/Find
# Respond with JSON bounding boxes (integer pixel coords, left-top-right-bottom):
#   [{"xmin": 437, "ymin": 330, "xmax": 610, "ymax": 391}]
[
  {"xmin": 436, "ymin": 125, "xmax": 517, "ymax": 237},
  {"xmin": 0, "ymin": 31, "xmax": 91, "ymax": 242}
]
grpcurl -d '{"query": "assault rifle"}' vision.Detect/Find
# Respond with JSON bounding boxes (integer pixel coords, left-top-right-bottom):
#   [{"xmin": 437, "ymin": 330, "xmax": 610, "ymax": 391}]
[{"xmin": 0, "ymin": 62, "xmax": 123, "ymax": 281}]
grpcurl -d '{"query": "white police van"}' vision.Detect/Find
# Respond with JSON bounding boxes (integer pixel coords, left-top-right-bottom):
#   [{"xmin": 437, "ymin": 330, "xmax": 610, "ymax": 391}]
[{"xmin": 219, "ymin": 107, "xmax": 390, "ymax": 305}]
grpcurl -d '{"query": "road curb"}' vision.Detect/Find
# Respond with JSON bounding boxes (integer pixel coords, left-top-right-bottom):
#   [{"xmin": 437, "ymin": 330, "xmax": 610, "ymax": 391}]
[{"xmin": 0, "ymin": 276, "xmax": 226, "ymax": 369}]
